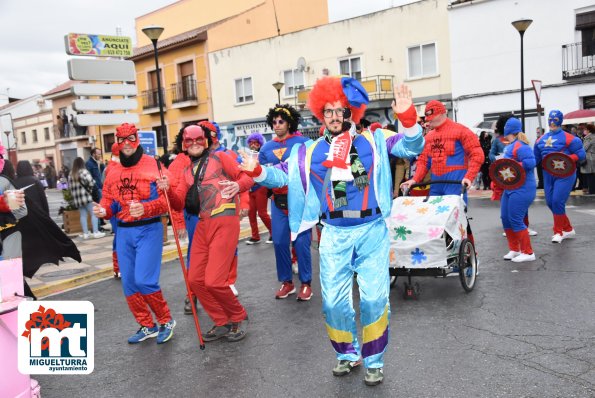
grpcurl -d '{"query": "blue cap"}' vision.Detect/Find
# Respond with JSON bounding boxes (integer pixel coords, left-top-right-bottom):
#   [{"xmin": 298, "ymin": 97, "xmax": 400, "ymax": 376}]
[
  {"xmin": 548, "ymin": 110, "xmax": 563, "ymax": 127},
  {"xmin": 504, "ymin": 117, "xmax": 522, "ymax": 136},
  {"xmin": 341, "ymin": 77, "xmax": 369, "ymax": 107}
]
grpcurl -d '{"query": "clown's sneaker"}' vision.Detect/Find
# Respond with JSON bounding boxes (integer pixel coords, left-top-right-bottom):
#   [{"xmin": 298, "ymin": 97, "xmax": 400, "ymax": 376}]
[
  {"xmin": 128, "ymin": 325, "xmax": 158, "ymax": 344},
  {"xmin": 562, "ymin": 229, "xmax": 576, "ymax": 239},
  {"xmin": 364, "ymin": 368, "xmax": 384, "ymax": 386},
  {"xmin": 332, "ymin": 359, "xmax": 362, "ymax": 376},
  {"xmin": 156, "ymin": 319, "xmax": 176, "ymax": 344}
]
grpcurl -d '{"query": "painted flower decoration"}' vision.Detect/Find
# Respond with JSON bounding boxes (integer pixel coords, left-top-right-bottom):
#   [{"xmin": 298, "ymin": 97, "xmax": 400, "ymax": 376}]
[
  {"xmin": 428, "ymin": 227, "xmax": 443, "ymax": 239},
  {"xmin": 393, "ymin": 225, "xmax": 412, "ymax": 241},
  {"xmin": 411, "ymin": 248, "xmax": 427, "ymax": 265}
]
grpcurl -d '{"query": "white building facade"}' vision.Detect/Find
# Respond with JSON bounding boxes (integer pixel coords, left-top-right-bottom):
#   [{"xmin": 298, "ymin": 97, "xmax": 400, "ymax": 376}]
[
  {"xmin": 208, "ymin": 0, "xmax": 452, "ymax": 145},
  {"xmin": 449, "ymin": 0, "xmax": 595, "ymax": 143}
]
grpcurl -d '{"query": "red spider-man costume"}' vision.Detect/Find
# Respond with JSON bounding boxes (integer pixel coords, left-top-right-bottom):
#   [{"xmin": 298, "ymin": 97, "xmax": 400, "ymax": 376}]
[{"xmin": 97, "ymin": 123, "xmax": 175, "ymax": 343}]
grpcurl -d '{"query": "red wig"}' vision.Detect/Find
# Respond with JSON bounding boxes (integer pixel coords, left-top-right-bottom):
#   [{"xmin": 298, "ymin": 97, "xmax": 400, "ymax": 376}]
[{"xmin": 307, "ymin": 77, "xmax": 367, "ymax": 123}]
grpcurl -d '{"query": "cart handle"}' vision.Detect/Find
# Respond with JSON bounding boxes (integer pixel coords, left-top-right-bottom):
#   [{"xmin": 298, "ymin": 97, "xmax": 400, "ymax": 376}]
[{"xmin": 404, "ymin": 179, "xmax": 467, "ymax": 197}]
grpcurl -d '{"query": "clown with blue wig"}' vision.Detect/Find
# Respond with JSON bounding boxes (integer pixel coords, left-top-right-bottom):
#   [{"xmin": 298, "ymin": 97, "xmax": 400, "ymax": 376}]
[
  {"xmin": 534, "ymin": 110, "xmax": 586, "ymax": 243},
  {"xmin": 240, "ymin": 76, "xmax": 424, "ymax": 386}
]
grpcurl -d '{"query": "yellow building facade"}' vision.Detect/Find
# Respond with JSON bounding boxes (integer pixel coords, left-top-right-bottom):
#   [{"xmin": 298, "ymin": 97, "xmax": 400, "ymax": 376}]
[{"xmin": 130, "ymin": 28, "xmax": 212, "ymax": 152}]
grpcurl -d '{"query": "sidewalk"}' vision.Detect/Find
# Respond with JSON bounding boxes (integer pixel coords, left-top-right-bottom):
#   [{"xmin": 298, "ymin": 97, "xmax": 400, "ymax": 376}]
[{"xmin": 29, "ymin": 218, "xmax": 270, "ymax": 298}]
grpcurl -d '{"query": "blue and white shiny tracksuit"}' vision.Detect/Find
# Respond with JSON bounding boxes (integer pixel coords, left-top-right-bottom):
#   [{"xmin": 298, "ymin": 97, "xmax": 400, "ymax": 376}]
[{"xmin": 256, "ymin": 127, "xmax": 424, "ymax": 368}]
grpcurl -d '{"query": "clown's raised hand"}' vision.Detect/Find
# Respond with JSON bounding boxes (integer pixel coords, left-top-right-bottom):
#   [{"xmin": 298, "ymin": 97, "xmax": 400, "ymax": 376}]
[
  {"xmin": 391, "ymin": 83, "xmax": 413, "ymax": 115},
  {"xmin": 391, "ymin": 83, "xmax": 418, "ymax": 128}
]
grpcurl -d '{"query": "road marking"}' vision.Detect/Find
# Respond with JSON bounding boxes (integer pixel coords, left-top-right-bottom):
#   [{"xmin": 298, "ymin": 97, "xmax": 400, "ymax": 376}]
[{"xmin": 575, "ymin": 209, "xmax": 595, "ymax": 217}]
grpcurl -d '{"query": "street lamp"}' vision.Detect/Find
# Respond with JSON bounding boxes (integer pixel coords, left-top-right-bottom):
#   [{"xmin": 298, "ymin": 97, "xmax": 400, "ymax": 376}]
[
  {"xmin": 142, "ymin": 25, "xmax": 168, "ymax": 149},
  {"xmin": 512, "ymin": 18, "xmax": 533, "ymax": 133},
  {"xmin": 272, "ymin": 81, "xmax": 284, "ymax": 105}
]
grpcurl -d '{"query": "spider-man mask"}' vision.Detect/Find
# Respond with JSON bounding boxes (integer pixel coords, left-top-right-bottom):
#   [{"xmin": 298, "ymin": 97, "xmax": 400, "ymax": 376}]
[
  {"xmin": 116, "ymin": 123, "xmax": 139, "ymax": 152},
  {"xmin": 183, "ymin": 125, "xmax": 208, "ymax": 150}
]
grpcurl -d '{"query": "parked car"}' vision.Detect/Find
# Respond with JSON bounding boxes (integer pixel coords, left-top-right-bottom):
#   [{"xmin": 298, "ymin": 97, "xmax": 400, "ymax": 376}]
[{"xmin": 471, "ymin": 120, "xmax": 496, "ymax": 136}]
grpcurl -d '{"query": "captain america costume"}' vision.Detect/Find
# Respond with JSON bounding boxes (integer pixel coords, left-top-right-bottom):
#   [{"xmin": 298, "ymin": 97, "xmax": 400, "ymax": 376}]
[
  {"xmin": 259, "ymin": 126, "xmax": 312, "ymax": 290},
  {"xmin": 534, "ymin": 110, "xmax": 586, "ymax": 239},
  {"xmin": 500, "ymin": 118, "xmax": 536, "ymax": 262}
]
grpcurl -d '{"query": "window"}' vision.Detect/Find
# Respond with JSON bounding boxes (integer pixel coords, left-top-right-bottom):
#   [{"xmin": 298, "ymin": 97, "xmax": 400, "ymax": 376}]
[
  {"xmin": 408, "ymin": 43, "xmax": 437, "ymax": 79},
  {"xmin": 32, "ymin": 129, "xmax": 38, "ymax": 142},
  {"xmin": 339, "ymin": 57, "xmax": 362, "ymax": 80},
  {"xmin": 577, "ymin": 11, "xmax": 595, "ymax": 56},
  {"xmin": 235, "ymin": 77, "xmax": 253, "ymax": 104},
  {"xmin": 44, "ymin": 127, "xmax": 50, "ymax": 141},
  {"xmin": 21, "ymin": 131, "xmax": 26, "ymax": 144},
  {"xmin": 283, "ymin": 69, "xmax": 305, "ymax": 97}
]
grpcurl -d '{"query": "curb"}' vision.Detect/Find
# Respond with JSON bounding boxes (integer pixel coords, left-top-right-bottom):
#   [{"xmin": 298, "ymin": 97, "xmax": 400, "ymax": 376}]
[{"xmin": 33, "ymin": 226, "xmax": 267, "ymax": 298}]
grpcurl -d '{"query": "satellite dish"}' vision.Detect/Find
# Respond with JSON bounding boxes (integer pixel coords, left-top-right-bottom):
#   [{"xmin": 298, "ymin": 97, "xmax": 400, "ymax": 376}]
[{"xmin": 296, "ymin": 57, "xmax": 306, "ymax": 72}]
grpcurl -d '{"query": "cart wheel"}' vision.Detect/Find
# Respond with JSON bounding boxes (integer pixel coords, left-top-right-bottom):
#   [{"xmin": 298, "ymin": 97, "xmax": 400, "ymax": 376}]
[
  {"xmin": 458, "ymin": 239, "xmax": 477, "ymax": 292},
  {"xmin": 389, "ymin": 275, "xmax": 398, "ymax": 288}
]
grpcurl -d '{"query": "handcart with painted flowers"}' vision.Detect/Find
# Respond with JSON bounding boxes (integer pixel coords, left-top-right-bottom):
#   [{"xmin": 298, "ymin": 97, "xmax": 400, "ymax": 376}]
[{"xmin": 388, "ymin": 180, "xmax": 477, "ymax": 299}]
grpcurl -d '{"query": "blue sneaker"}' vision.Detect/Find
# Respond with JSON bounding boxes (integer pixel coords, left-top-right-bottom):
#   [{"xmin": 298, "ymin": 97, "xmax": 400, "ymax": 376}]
[
  {"xmin": 157, "ymin": 319, "xmax": 176, "ymax": 344},
  {"xmin": 128, "ymin": 325, "xmax": 158, "ymax": 344}
]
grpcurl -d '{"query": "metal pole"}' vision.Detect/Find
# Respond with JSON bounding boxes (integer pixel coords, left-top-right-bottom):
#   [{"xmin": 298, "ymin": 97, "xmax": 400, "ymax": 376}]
[
  {"xmin": 277, "ymin": 90, "xmax": 281, "ymax": 105},
  {"xmin": 520, "ymin": 31, "xmax": 526, "ymax": 133},
  {"xmin": 153, "ymin": 40, "xmax": 167, "ymax": 149}
]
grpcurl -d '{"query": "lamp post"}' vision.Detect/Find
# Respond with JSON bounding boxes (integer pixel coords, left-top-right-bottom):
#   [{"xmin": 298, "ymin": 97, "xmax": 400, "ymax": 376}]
[
  {"xmin": 272, "ymin": 81, "xmax": 284, "ymax": 105},
  {"xmin": 512, "ymin": 18, "xmax": 533, "ymax": 133},
  {"xmin": 142, "ymin": 25, "xmax": 167, "ymax": 149}
]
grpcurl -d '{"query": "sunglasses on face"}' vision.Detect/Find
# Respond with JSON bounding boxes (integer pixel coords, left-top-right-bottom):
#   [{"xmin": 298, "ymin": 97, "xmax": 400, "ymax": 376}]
[
  {"xmin": 323, "ymin": 108, "xmax": 346, "ymax": 118},
  {"xmin": 272, "ymin": 119, "xmax": 286, "ymax": 126},
  {"xmin": 184, "ymin": 137, "xmax": 205, "ymax": 146},
  {"xmin": 117, "ymin": 134, "xmax": 137, "ymax": 144}
]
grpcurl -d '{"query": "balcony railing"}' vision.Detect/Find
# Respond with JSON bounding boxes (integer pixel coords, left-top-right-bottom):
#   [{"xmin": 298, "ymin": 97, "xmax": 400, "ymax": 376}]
[
  {"xmin": 296, "ymin": 75, "xmax": 395, "ymax": 105},
  {"xmin": 170, "ymin": 79, "xmax": 197, "ymax": 104},
  {"xmin": 562, "ymin": 41, "xmax": 595, "ymax": 79},
  {"xmin": 142, "ymin": 88, "xmax": 165, "ymax": 109},
  {"xmin": 53, "ymin": 123, "xmax": 87, "ymax": 140}
]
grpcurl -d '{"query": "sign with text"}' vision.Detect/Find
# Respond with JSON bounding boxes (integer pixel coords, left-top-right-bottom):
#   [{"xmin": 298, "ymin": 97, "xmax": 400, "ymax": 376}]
[
  {"xmin": 138, "ymin": 131, "xmax": 158, "ymax": 156},
  {"xmin": 234, "ymin": 121, "xmax": 272, "ymax": 137},
  {"xmin": 65, "ymin": 33, "xmax": 132, "ymax": 57}
]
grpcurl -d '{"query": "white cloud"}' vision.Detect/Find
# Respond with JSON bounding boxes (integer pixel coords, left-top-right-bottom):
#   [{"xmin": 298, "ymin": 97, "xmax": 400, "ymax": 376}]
[{"xmin": 0, "ymin": 0, "xmax": 173, "ymax": 99}]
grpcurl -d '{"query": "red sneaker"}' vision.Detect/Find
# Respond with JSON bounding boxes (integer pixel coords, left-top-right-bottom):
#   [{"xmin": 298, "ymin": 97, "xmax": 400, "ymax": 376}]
[
  {"xmin": 297, "ymin": 284, "xmax": 313, "ymax": 301},
  {"xmin": 275, "ymin": 282, "xmax": 296, "ymax": 299}
]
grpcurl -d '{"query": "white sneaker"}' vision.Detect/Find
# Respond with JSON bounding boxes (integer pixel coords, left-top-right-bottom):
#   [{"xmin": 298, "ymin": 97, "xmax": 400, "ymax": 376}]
[
  {"xmin": 528, "ymin": 229, "xmax": 538, "ymax": 236},
  {"xmin": 503, "ymin": 251, "xmax": 521, "ymax": 260},
  {"xmin": 230, "ymin": 284, "xmax": 239, "ymax": 297},
  {"xmin": 502, "ymin": 232, "xmax": 507, "ymax": 237},
  {"xmin": 81, "ymin": 233, "xmax": 90, "ymax": 240},
  {"xmin": 551, "ymin": 234, "xmax": 564, "ymax": 243},
  {"xmin": 292, "ymin": 261, "xmax": 298, "ymax": 275},
  {"xmin": 93, "ymin": 231, "xmax": 106, "ymax": 239},
  {"xmin": 562, "ymin": 229, "xmax": 576, "ymax": 239},
  {"xmin": 511, "ymin": 253, "xmax": 536, "ymax": 263}
]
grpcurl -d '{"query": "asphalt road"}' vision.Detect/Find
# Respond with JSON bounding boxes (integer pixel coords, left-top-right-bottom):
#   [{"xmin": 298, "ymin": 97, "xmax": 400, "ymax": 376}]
[{"xmin": 36, "ymin": 196, "xmax": 595, "ymax": 397}]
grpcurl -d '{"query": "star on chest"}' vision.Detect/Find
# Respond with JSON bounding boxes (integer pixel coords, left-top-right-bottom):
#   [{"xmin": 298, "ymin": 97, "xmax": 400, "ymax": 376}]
[{"xmin": 544, "ymin": 137, "xmax": 557, "ymax": 148}]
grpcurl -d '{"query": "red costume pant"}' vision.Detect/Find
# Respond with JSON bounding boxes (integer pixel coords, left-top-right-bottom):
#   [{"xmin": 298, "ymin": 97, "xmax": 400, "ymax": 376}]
[
  {"xmin": 189, "ymin": 215, "xmax": 247, "ymax": 326},
  {"xmin": 248, "ymin": 187, "xmax": 272, "ymax": 240}
]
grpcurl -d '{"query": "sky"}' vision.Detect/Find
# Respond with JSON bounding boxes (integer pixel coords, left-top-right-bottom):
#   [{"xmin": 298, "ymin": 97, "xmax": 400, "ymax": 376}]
[{"xmin": 0, "ymin": 0, "xmax": 174, "ymax": 99}]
